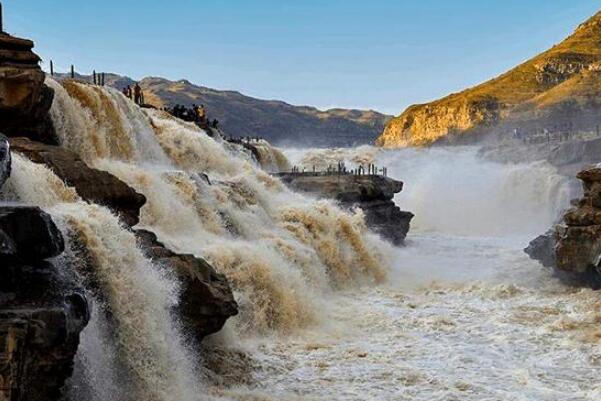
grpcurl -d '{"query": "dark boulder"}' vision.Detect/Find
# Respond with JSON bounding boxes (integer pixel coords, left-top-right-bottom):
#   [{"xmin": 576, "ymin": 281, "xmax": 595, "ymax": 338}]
[
  {"xmin": 10, "ymin": 137, "xmax": 146, "ymax": 226},
  {"xmin": 0, "ymin": 261, "xmax": 90, "ymax": 401},
  {"xmin": 524, "ymin": 229, "xmax": 557, "ymax": 268},
  {"xmin": 134, "ymin": 229, "xmax": 238, "ymax": 340},
  {"xmin": 0, "ymin": 205, "xmax": 89, "ymax": 401},
  {"xmin": 361, "ymin": 200, "xmax": 414, "ymax": 246},
  {"xmin": 543, "ymin": 166, "xmax": 601, "ymax": 288},
  {"xmin": 0, "ymin": 206, "xmax": 64, "ymax": 263}
]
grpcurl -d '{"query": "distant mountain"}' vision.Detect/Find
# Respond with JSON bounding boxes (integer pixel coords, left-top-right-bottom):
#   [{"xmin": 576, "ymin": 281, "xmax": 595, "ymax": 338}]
[
  {"xmin": 55, "ymin": 73, "xmax": 390, "ymax": 147},
  {"xmin": 377, "ymin": 10, "xmax": 601, "ymax": 148}
]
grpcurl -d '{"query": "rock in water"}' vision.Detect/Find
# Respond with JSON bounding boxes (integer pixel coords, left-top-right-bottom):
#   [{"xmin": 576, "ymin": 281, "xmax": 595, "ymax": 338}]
[
  {"xmin": 524, "ymin": 229, "xmax": 557, "ymax": 268},
  {"xmin": 10, "ymin": 137, "xmax": 146, "ymax": 226},
  {"xmin": 0, "ymin": 32, "xmax": 57, "ymax": 144},
  {"xmin": 0, "ymin": 206, "xmax": 64, "ymax": 263},
  {"xmin": 276, "ymin": 173, "xmax": 413, "ymax": 245},
  {"xmin": 0, "ymin": 206, "xmax": 89, "ymax": 401},
  {"xmin": 553, "ymin": 166, "xmax": 601, "ymax": 288},
  {"xmin": 134, "ymin": 229, "xmax": 238, "ymax": 340},
  {"xmin": 0, "ymin": 134, "xmax": 10, "ymax": 189}
]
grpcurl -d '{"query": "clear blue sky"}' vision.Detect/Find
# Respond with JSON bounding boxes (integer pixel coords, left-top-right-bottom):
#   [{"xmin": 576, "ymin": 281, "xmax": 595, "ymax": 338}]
[{"xmin": 3, "ymin": 1, "xmax": 601, "ymax": 114}]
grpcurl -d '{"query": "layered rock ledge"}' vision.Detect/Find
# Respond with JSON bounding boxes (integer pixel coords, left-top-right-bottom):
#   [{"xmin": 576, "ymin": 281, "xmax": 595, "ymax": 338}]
[
  {"xmin": 10, "ymin": 137, "xmax": 146, "ymax": 226},
  {"xmin": 0, "ymin": 32, "xmax": 56, "ymax": 144},
  {"xmin": 526, "ymin": 166, "xmax": 601, "ymax": 288},
  {"xmin": 276, "ymin": 173, "xmax": 413, "ymax": 245}
]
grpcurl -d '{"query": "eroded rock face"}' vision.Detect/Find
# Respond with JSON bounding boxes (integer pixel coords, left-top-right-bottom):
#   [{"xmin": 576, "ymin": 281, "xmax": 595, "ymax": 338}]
[
  {"xmin": 10, "ymin": 137, "xmax": 146, "ymax": 226},
  {"xmin": 375, "ymin": 12, "xmax": 601, "ymax": 148},
  {"xmin": 376, "ymin": 96, "xmax": 501, "ymax": 148},
  {"xmin": 134, "ymin": 229, "xmax": 238, "ymax": 340},
  {"xmin": 0, "ymin": 33, "xmax": 56, "ymax": 144},
  {"xmin": 0, "ymin": 135, "xmax": 10, "ymax": 190},
  {"xmin": 0, "ymin": 206, "xmax": 64, "ymax": 263},
  {"xmin": 276, "ymin": 173, "xmax": 413, "ymax": 245},
  {"xmin": 0, "ymin": 206, "xmax": 89, "ymax": 401},
  {"xmin": 554, "ymin": 167, "xmax": 601, "ymax": 288}
]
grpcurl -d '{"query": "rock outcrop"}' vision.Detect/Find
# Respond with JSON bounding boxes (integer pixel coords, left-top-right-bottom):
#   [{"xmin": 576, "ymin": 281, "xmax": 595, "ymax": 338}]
[
  {"xmin": 0, "ymin": 32, "xmax": 56, "ymax": 144},
  {"xmin": 553, "ymin": 167, "xmax": 601, "ymax": 288},
  {"xmin": 524, "ymin": 229, "xmax": 557, "ymax": 269},
  {"xmin": 377, "ymin": 11, "xmax": 601, "ymax": 148},
  {"xmin": 0, "ymin": 206, "xmax": 64, "ymax": 263},
  {"xmin": 276, "ymin": 173, "xmax": 413, "ymax": 245},
  {"xmin": 134, "ymin": 229, "xmax": 238, "ymax": 340},
  {"xmin": 10, "ymin": 137, "xmax": 146, "ymax": 226},
  {"xmin": 528, "ymin": 166, "xmax": 601, "ymax": 288},
  {"xmin": 0, "ymin": 206, "xmax": 89, "ymax": 401}
]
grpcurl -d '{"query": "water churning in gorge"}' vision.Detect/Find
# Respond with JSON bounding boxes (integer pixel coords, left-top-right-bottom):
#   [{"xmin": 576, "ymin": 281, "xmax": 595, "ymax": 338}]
[
  {"xmin": 274, "ymin": 146, "xmax": 601, "ymax": 401},
  {"xmin": 5, "ymin": 78, "xmax": 391, "ymax": 400}
]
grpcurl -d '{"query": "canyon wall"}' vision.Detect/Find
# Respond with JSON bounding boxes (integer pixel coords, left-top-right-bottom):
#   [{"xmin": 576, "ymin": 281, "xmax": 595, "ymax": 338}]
[{"xmin": 377, "ymin": 11, "xmax": 601, "ymax": 148}]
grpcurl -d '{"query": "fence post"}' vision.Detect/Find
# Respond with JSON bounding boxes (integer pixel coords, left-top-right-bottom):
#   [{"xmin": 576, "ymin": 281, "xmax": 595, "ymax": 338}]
[
  {"xmin": 50, "ymin": 60, "xmax": 54, "ymax": 76},
  {"xmin": 70, "ymin": 65, "xmax": 75, "ymax": 79},
  {"xmin": 93, "ymin": 70, "xmax": 97, "ymax": 85}
]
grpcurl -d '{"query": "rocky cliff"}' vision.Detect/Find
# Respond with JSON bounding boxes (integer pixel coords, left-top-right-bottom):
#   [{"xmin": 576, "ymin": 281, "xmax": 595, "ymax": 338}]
[
  {"xmin": 377, "ymin": 10, "xmax": 601, "ymax": 148},
  {"xmin": 276, "ymin": 173, "xmax": 413, "ymax": 245},
  {"xmin": 0, "ymin": 144, "xmax": 90, "ymax": 401},
  {"xmin": 527, "ymin": 166, "xmax": 601, "ymax": 288},
  {"xmin": 0, "ymin": 32, "xmax": 56, "ymax": 144}
]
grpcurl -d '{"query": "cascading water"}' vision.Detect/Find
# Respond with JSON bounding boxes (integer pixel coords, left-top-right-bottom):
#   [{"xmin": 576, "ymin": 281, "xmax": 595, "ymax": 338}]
[
  {"xmin": 3, "ymin": 78, "xmax": 391, "ymax": 400},
  {"xmin": 2, "ymin": 155, "xmax": 203, "ymax": 401},
  {"xmin": 46, "ymin": 78, "xmax": 389, "ymax": 335},
  {"xmin": 270, "ymin": 146, "xmax": 601, "ymax": 401}
]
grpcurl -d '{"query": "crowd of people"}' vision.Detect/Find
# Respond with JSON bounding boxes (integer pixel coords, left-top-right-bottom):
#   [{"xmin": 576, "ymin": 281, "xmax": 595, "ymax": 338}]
[
  {"xmin": 167, "ymin": 104, "xmax": 219, "ymax": 128},
  {"xmin": 226, "ymin": 136, "xmax": 264, "ymax": 143},
  {"xmin": 122, "ymin": 83, "xmax": 145, "ymax": 105},
  {"xmin": 122, "ymin": 82, "xmax": 224, "ymax": 128},
  {"xmin": 121, "ymin": 84, "xmax": 219, "ymax": 129}
]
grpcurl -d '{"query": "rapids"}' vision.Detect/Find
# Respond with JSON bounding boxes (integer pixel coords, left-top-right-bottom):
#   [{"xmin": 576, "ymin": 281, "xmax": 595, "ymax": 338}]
[{"xmin": 213, "ymin": 146, "xmax": 601, "ymax": 401}]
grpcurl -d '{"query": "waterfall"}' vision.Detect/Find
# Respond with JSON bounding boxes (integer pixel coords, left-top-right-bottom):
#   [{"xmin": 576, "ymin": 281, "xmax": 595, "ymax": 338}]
[
  {"xmin": 44, "ymin": 78, "xmax": 390, "ymax": 334},
  {"xmin": 3, "ymin": 155, "xmax": 202, "ymax": 401},
  {"xmin": 1, "ymin": 78, "xmax": 392, "ymax": 399},
  {"xmin": 376, "ymin": 147, "xmax": 571, "ymax": 237}
]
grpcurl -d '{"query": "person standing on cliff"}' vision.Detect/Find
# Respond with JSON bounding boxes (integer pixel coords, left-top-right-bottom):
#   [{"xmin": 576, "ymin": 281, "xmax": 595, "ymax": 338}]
[
  {"xmin": 134, "ymin": 83, "xmax": 142, "ymax": 105},
  {"xmin": 196, "ymin": 104, "xmax": 207, "ymax": 123}
]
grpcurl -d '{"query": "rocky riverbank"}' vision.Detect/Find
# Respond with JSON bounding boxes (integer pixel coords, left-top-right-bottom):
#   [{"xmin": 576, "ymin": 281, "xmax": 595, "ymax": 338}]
[
  {"xmin": 0, "ymin": 132, "xmax": 89, "ymax": 400},
  {"xmin": 526, "ymin": 165, "xmax": 601, "ymax": 288},
  {"xmin": 276, "ymin": 173, "xmax": 413, "ymax": 245}
]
